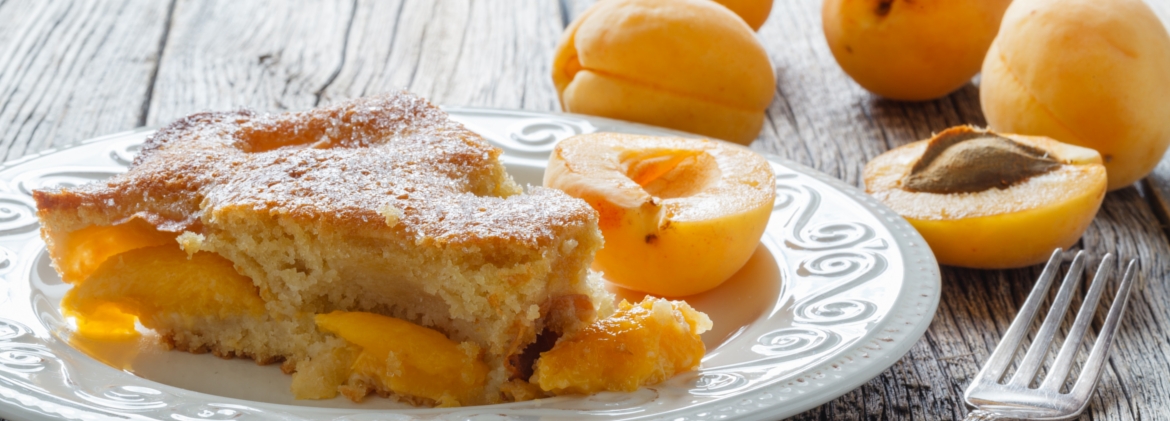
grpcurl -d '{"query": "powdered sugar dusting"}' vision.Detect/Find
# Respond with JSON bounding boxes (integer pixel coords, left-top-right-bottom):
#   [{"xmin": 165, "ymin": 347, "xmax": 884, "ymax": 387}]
[{"xmin": 38, "ymin": 91, "xmax": 595, "ymax": 248}]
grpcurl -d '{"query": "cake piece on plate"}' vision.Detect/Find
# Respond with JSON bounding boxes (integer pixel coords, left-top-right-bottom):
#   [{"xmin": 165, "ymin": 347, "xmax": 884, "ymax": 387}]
[{"xmin": 34, "ymin": 91, "xmax": 613, "ymax": 405}]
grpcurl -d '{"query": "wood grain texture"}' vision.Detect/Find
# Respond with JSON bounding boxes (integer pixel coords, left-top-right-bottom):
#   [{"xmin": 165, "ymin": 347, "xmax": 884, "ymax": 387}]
[
  {"xmin": 0, "ymin": 0, "xmax": 170, "ymax": 161},
  {"xmin": 3, "ymin": 1, "xmax": 1170, "ymax": 420},
  {"xmin": 317, "ymin": 0, "xmax": 565, "ymax": 110},
  {"xmin": 145, "ymin": 0, "xmax": 353, "ymax": 124}
]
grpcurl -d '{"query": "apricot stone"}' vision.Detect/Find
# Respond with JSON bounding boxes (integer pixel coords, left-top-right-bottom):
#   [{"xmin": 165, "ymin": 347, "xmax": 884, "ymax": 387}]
[
  {"xmin": 865, "ymin": 127, "xmax": 1107, "ymax": 269},
  {"xmin": 980, "ymin": 0, "xmax": 1170, "ymax": 191},
  {"xmin": 822, "ymin": 0, "xmax": 1012, "ymax": 101},
  {"xmin": 711, "ymin": 0, "xmax": 773, "ymax": 31},
  {"xmin": 553, "ymin": 0, "xmax": 775, "ymax": 145}
]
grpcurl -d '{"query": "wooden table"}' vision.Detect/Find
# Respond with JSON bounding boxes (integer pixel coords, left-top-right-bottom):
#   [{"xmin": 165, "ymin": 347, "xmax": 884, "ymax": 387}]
[{"xmin": 2, "ymin": 1, "xmax": 1169, "ymax": 419}]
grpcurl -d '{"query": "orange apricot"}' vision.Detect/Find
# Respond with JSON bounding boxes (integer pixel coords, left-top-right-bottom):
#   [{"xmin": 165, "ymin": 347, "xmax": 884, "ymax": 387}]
[
  {"xmin": 711, "ymin": 0, "xmax": 773, "ymax": 31},
  {"xmin": 865, "ymin": 127, "xmax": 1106, "ymax": 269},
  {"xmin": 553, "ymin": 0, "xmax": 775, "ymax": 144},
  {"xmin": 822, "ymin": 0, "xmax": 1012, "ymax": 101},
  {"xmin": 545, "ymin": 133, "xmax": 775, "ymax": 296},
  {"xmin": 980, "ymin": 0, "xmax": 1170, "ymax": 191}
]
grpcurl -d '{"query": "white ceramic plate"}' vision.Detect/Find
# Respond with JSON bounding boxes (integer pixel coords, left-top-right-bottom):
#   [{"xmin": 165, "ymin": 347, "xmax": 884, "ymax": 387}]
[{"xmin": 0, "ymin": 108, "xmax": 940, "ymax": 421}]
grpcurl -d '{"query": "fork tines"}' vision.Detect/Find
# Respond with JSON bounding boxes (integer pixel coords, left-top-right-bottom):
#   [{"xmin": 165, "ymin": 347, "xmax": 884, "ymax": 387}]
[{"xmin": 967, "ymin": 248, "xmax": 1137, "ymax": 415}]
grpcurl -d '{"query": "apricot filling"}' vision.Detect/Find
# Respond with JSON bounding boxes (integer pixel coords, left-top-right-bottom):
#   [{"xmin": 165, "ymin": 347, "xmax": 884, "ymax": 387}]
[
  {"xmin": 62, "ymin": 245, "xmax": 266, "ymax": 340},
  {"xmin": 314, "ymin": 311, "xmax": 490, "ymax": 407},
  {"xmin": 865, "ymin": 126, "xmax": 1107, "ymax": 268},
  {"xmin": 55, "ymin": 219, "xmax": 176, "ymax": 284},
  {"xmin": 532, "ymin": 297, "xmax": 711, "ymax": 395}
]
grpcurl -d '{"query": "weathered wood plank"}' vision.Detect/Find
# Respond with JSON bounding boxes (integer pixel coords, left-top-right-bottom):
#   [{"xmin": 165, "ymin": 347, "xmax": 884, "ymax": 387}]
[
  {"xmin": 145, "ymin": 0, "xmax": 354, "ymax": 125},
  {"xmin": 761, "ymin": 1, "xmax": 1170, "ymax": 420},
  {"xmin": 1, "ymin": 1, "xmax": 1169, "ymax": 421},
  {"xmin": 318, "ymin": 0, "xmax": 565, "ymax": 111},
  {"xmin": 0, "ymin": 0, "xmax": 170, "ymax": 161}
]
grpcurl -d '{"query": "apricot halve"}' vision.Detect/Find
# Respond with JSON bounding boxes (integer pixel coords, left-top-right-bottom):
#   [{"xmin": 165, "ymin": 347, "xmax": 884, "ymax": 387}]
[
  {"xmin": 553, "ymin": 0, "xmax": 774, "ymax": 144},
  {"xmin": 545, "ymin": 133, "xmax": 775, "ymax": 296},
  {"xmin": 865, "ymin": 126, "xmax": 1106, "ymax": 269}
]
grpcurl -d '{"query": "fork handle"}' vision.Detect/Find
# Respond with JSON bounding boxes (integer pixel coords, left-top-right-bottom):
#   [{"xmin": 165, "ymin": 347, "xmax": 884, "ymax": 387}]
[{"xmin": 964, "ymin": 410, "xmax": 1003, "ymax": 421}]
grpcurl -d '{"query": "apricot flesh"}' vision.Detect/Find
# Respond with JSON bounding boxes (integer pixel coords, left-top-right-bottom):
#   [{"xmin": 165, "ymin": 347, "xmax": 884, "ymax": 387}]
[
  {"xmin": 980, "ymin": 0, "xmax": 1170, "ymax": 191},
  {"xmin": 314, "ymin": 311, "xmax": 489, "ymax": 407},
  {"xmin": 822, "ymin": 0, "xmax": 1012, "ymax": 101},
  {"xmin": 553, "ymin": 0, "xmax": 774, "ymax": 144},
  {"xmin": 545, "ymin": 133, "xmax": 775, "ymax": 296},
  {"xmin": 532, "ymin": 297, "xmax": 711, "ymax": 395},
  {"xmin": 54, "ymin": 219, "xmax": 176, "ymax": 284},
  {"xmin": 61, "ymin": 245, "xmax": 266, "ymax": 339},
  {"xmin": 865, "ymin": 127, "xmax": 1106, "ymax": 269}
]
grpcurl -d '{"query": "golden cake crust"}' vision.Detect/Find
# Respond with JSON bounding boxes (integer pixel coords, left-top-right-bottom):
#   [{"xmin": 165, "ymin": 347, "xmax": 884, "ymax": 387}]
[{"xmin": 34, "ymin": 92, "xmax": 594, "ymax": 250}]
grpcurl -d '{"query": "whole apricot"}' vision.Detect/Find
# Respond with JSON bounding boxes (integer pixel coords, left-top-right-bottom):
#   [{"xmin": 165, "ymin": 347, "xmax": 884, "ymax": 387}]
[
  {"xmin": 711, "ymin": 0, "xmax": 773, "ymax": 31},
  {"xmin": 545, "ymin": 133, "xmax": 775, "ymax": 296},
  {"xmin": 980, "ymin": 0, "xmax": 1170, "ymax": 191},
  {"xmin": 865, "ymin": 127, "xmax": 1106, "ymax": 269},
  {"xmin": 822, "ymin": 0, "xmax": 1012, "ymax": 101},
  {"xmin": 552, "ymin": 0, "xmax": 775, "ymax": 145}
]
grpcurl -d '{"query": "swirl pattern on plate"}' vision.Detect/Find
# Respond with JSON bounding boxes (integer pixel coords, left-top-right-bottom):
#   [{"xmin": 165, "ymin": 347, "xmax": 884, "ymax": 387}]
[{"xmin": 0, "ymin": 112, "xmax": 939, "ymax": 421}]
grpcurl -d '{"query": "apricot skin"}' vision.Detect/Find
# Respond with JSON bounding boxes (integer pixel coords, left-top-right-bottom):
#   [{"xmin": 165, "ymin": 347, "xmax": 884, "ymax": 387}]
[
  {"xmin": 553, "ymin": 0, "xmax": 774, "ymax": 145},
  {"xmin": 908, "ymin": 192, "xmax": 1103, "ymax": 269},
  {"xmin": 980, "ymin": 0, "xmax": 1170, "ymax": 191},
  {"xmin": 865, "ymin": 129, "xmax": 1106, "ymax": 269},
  {"xmin": 822, "ymin": 0, "xmax": 1012, "ymax": 101},
  {"xmin": 711, "ymin": 0, "xmax": 773, "ymax": 31}
]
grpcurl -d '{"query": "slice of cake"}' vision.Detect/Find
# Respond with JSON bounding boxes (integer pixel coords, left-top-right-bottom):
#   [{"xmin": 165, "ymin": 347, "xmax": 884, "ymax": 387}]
[{"xmin": 34, "ymin": 91, "xmax": 613, "ymax": 405}]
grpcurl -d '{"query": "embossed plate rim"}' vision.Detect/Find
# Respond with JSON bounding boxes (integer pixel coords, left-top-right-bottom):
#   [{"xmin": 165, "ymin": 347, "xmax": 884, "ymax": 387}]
[{"xmin": 0, "ymin": 108, "xmax": 941, "ymax": 421}]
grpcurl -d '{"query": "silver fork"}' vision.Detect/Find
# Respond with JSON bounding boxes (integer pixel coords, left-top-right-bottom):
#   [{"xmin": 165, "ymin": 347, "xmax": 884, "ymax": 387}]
[{"xmin": 963, "ymin": 249, "xmax": 1137, "ymax": 421}]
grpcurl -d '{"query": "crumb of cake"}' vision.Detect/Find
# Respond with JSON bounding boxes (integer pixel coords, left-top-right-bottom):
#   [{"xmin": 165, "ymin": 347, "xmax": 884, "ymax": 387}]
[
  {"xmin": 377, "ymin": 204, "xmax": 405, "ymax": 228},
  {"xmin": 499, "ymin": 379, "xmax": 547, "ymax": 402},
  {"xmin": 315, "ymin": 311, "xmax": 490, "ymax": 406},
  {"xmin": 532, "ymin": 297, "xmax": 711, "ymax": 395},
  {"xmin": 290, "ymin": 337, "xmax": 355, "ymax": 399},
  {"xmin": 176, "ymin": 231, "xmax": 206, "ymax": 257}
]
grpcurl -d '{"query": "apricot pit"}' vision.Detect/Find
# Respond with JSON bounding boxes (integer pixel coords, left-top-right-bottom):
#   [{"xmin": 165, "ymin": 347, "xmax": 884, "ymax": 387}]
[
  {"xmin": 903, "ymin": 131, "xmax": 1060, "ymax": 194},
  {"xmin": 865, "ymin": 126, "xmax": 1106, "ymax": 269}
]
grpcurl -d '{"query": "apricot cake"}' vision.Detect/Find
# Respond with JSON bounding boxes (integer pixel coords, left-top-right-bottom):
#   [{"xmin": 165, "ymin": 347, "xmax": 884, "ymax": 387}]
[{"xmin": 34, "ymin": 92, "xmax": 617, "ymax": 405}]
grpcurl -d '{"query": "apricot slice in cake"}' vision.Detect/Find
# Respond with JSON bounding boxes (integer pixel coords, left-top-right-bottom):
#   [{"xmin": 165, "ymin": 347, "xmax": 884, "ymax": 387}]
[
  {"xmin": 55, "ymin": 219, "xmax": 176, "ymax": 284},
  {"xmin": 532, "ymin": 297, "xmax": 711, "ymax": 395},
  {"xmin": 62, "ymin": 245, "xmax": 265, "ymax": 340},
  {"xmin": 545, "ymin": 133, "xmax": 775, "ymax": 296},
  {"xmin": 314, "ymin": 311, "xmax": 490, "ymax": 407},
  {"xmin": 865, "ymin": 126, "xmax": 1107, "ymax": 269}
]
